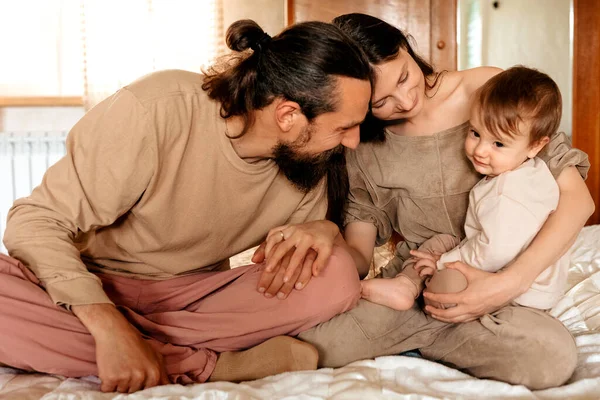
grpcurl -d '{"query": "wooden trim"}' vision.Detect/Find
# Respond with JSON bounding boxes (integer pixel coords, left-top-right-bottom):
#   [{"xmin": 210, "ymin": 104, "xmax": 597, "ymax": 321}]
[
  {"xmin": 0, "ymin": 96, "xmax": 83, "ymax": 107},
  {"xmin": 408, "ymin": 0, "xmax": 431, "ymax": 65},
  {"xmin": 430, "ymin": 0, "xmax": 457, "ymax": 71},
  {"xmin": 286, "ymin": 0, "xmax": 294, "ymax": 25},
  {"xmin": 572, "ymin": 0, "xmax": 600, "ymax": 225}
]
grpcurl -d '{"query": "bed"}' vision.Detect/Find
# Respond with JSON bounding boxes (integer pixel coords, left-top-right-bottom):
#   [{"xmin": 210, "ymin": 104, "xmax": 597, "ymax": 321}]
[{"xmin": 1, "ymin": 225, "xmax": 600, "ymax": 400}]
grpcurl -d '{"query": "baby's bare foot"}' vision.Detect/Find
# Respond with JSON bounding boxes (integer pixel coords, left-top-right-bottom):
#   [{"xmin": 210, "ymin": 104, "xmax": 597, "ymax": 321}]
[{"xmin": 361, "ymin": 275, "xmax": 419, "ymax": 311}]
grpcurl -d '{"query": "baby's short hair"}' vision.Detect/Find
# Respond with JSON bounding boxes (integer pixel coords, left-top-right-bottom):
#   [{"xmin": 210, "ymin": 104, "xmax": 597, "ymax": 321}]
[{"xmin": 474, "ymin": 66, "xmax": 562, "ymax": 144}]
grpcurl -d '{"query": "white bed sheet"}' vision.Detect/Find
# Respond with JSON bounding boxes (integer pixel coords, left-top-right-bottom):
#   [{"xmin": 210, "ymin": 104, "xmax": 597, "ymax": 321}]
[{"xmin": 1, "ymin": 225, "xmax": 600, "ymax": 400}]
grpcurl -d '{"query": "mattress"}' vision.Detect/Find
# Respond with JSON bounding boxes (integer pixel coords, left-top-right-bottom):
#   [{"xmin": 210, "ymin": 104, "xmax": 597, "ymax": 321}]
[{"xmin": 1, "ymin": 225, "xmax": 600, "ymax": 399}]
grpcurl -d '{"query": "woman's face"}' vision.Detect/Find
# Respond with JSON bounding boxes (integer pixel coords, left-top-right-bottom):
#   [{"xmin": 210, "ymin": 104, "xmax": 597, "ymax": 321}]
[{"xmin": 370, "ymin": 48, "xmax": 426, "ymax": 121}]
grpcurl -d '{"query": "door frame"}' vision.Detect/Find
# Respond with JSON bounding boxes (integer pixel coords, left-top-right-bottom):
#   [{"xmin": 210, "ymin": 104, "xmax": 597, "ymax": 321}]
[{"xmin": 573, "ymin": 0, "xmax": 600, "ymax": 225}]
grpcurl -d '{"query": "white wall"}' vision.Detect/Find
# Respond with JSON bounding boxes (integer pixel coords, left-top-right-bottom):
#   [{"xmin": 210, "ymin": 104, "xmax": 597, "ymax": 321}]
[{"xmin": 480, "ymin": 0, "xmax": 572, "ymax": 135}]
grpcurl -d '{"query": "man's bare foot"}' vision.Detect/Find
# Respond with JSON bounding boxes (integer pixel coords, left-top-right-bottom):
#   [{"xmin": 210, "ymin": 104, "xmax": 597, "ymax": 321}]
[{"xmin": 361, "ymin": 275, "xmax": 419, "ymax": 310}]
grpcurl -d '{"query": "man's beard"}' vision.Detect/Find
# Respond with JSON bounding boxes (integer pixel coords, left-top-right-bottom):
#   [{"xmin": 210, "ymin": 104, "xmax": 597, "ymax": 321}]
[{"xmin": 272, "ymin": 124, "xmax": 344, "ymax": 193}]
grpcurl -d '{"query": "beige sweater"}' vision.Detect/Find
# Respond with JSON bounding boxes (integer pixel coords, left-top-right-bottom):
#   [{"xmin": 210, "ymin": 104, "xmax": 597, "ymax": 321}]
[
  {"xmin": 438, "ymin": 158, "xmax": 566, "ymax": 309},
  {"xmin": 3, "ymin": 70, "xmax": 327, "ymax": 307}
]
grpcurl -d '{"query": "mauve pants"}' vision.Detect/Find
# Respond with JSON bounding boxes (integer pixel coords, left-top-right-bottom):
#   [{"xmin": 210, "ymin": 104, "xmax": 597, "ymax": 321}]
[{"xmin": 0, "ymin": 249, "xmax": 360, "ymax": 384}]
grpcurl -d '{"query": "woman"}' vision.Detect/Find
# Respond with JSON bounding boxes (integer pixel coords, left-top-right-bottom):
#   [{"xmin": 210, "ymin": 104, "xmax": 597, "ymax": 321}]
[
  {"xmin": 329, "ymin": 12, "xmax": 593, "ymax": 322},
  {"xmin": 290, "ymin": 13, "xmax": 593, "ymax": 390}
]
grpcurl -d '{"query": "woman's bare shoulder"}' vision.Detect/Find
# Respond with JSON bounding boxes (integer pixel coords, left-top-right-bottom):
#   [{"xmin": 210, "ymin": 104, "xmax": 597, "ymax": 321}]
[
  {"xmin": 432, "ymin": 67, "xmax": 500, "ymax": 97},
  {"xmin": 427, "ymin": 68, "xmax": 502, "ymax": 123},
  {"xmin": 457, "ymin": 66, "xmax": 503, "ymax": 94}
]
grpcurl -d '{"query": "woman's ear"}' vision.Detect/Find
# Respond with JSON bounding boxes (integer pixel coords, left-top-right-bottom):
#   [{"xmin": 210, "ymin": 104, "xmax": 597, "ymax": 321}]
[{"xmin": 527, "ymin": 136, "xmax": 551, "ymax": 159}]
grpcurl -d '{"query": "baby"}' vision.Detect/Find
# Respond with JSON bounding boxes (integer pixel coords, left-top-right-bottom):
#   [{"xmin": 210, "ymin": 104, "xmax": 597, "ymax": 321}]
[{"xmin": 362, "ymin": 66, "xmax": 570, "ymax": 312}]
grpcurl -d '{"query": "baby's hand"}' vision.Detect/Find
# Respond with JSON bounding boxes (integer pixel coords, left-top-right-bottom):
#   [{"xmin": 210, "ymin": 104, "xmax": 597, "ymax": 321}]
[
  {"xmin": 413, "ymin": 258, "xmax": 436, "ymax": 277},
  {"xmin": 410, "ymin": 249, "xmax": 442, "ymax": 262}
]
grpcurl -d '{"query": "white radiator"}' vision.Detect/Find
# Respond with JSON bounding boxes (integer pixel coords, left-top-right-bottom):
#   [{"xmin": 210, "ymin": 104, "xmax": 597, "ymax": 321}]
[{"xmin": 0, "ymin": 132, "xmax": 68, "ymax": 252}]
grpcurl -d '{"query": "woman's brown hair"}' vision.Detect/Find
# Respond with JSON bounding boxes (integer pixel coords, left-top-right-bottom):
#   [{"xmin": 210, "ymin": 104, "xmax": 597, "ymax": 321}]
[{"xmin": 333, "ymin": 13, "xmax": 445, "ymax": 143}]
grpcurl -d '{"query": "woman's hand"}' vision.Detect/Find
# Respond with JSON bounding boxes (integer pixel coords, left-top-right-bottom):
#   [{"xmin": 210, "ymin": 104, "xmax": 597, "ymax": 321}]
[
  {"xmin": 422, "ymin": 261, "xmax": 520, "ymax": 323},
  {"xmin": 255, "ymin": 246, "xmax": 318, "ymax": 299},
  {"xmin": 256, "ymin": 220, "xmax": 339, "ymax": 278}
]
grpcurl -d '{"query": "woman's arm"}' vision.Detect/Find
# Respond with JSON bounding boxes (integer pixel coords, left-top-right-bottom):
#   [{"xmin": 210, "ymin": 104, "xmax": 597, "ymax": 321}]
[
  {"xmin": 340, "ymin": 221, "xmax": 378, "ymax": 279},
  {"xmin": 505, "ymin": 166, "xmax": 595, "ymax": 290},
  {"xmin": 423, "ymin": 166, "xmax": 595, "ymax": 322}
]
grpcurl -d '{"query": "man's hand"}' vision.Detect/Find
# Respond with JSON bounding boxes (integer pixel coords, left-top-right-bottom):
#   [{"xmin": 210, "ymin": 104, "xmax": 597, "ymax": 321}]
[
  {"xmin": 72, "ymin": 304, "xmax": 169, "ymax": 393},
  {"xmin": 422, "ymin": 261, "xmax": 520, "ymax": 323}
]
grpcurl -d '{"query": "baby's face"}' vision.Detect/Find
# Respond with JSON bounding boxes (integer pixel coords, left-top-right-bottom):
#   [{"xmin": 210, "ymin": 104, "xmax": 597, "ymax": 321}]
[{"xmin": 465, "ymin": 107, "xmax": 545, "ymax": 178}]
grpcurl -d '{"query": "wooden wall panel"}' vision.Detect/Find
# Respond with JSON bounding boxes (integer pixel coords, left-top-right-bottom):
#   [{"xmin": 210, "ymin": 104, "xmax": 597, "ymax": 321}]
[
  {"xmin": 573, "ymin": 0, "xmax": 600, "ymax": 225},
  {"xmin": 289, "ymin": 0, "xmax": 456, "ymax": 71},
  {"xmin": 430, "ymin": 0, "xmax": 457, "ymax": 72},
  {"xmin": 406, "ymin": 0, "xmax": 431, "ymax": 64},
  {"xmin": 292, "ymin": 0, "xmax": 409, "ymax": 29}
]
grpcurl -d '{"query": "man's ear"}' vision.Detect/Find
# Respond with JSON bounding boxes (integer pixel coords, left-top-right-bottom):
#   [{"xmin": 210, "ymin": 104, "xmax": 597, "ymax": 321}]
[
  {"xmin": 274, "ymin": 100, "xmax": 303, "ymax": 132},
  {"xmin": 527, "ymin": 136, "xmax": 551, "ymax": 158}
]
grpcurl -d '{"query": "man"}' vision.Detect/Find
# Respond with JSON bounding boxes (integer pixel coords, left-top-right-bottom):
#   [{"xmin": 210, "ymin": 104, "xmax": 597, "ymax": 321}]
[{"xmin": 0, "ymin": 19, "xmax": 372, "ymax": 393}]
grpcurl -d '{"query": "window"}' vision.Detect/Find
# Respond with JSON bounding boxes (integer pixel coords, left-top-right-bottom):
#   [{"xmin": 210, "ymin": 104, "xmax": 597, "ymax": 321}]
[
  {"xmin": 458, "ymin": 0, "xmax": 482, "ymax": 70},
  {"xmin": 0, "ymin": 0, "xmax": 223, "ymax": 108}
]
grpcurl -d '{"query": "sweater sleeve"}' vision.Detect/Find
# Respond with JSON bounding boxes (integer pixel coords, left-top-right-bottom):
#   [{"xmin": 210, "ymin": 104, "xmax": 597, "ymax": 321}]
[
  {"xmin": 538, "ymin": 132, "xmax": 590, "ymax": 179},
  {"xmin": 3, "ymin": 88, "xmax": 156, "ymax": 308},
  {"xmin": 343, "ymin": 150, "xmax": 393, "ymax": 246},
  {"xmin": 438, "ymin": 194, "xmax": 543, "ymax": 272}
]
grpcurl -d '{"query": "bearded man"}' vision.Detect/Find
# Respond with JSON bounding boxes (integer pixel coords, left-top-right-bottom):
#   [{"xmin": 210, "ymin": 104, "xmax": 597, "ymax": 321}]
[{"xmin": 0, "ymin": 19, "xmax": 372, "ymax": 393}]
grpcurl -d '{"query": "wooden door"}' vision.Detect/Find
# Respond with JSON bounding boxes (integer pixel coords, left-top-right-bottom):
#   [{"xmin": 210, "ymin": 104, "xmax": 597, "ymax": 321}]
[
  {"xmin": 288, "ymin": 0, "xmax": 457, "ymax": 72},
  {"xmin": 290, "ymin": 0, "xmax": 599, "ymax": 225},
  {"xmin": 573, "ymin": 0, "xmax": 600, "ymax": 225}
]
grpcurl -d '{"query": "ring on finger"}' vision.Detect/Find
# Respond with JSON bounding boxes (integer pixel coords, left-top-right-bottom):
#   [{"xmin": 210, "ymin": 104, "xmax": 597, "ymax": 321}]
[{"xmin": 279, "ymin": 231, "xmax": 285, "ymax": 240}]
